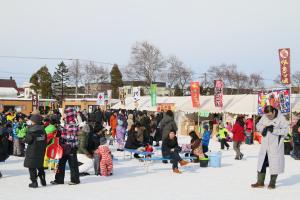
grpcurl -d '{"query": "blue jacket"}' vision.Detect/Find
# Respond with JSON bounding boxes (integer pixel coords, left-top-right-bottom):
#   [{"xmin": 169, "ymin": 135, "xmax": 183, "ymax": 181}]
[
  {"xmin": 12, "ymin": 122, "xmax": 19, "ymax": 140},
  {"xmin": 202, "ymin": 130, "xmax": 211, "ymax": 147}
]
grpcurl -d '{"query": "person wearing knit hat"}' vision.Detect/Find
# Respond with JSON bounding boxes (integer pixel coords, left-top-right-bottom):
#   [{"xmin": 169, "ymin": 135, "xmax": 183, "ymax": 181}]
[
  {"xmin": 23, "ymin": 114, "xmax": 47, "ymax": 188},
  {"xmin": 51, "ymin": 107, "xmax": 80, "ymax": 185}
]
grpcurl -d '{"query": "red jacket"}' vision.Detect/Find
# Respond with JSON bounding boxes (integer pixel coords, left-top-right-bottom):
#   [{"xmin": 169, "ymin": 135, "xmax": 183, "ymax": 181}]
[{"xmin": 232, "ymin": 123, "xmax": 245, "ymax": 142}]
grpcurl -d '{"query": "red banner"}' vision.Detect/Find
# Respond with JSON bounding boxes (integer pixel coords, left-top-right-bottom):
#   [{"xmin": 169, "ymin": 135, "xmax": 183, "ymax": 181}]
[
  {"xmin": 214, "ymin": 80, "xmax": 223, "ymax": 107},
  {"xmin": 190, "ymin": 82, "xmax": 200, "ymax": 108},
  {"xmin": 279, "ymin": 48, "xmax": 291, "ymax": 85}
]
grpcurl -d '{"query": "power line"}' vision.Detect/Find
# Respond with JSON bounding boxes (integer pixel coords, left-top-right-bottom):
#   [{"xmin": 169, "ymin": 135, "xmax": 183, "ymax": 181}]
[{"xmin": 0, "ymin": 55, "xmax": 124, "ymax": 67}]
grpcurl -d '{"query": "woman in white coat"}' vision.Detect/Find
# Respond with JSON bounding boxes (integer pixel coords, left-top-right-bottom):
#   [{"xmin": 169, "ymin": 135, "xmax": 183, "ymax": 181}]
[{"xmin": 251, "ymin": 106, "xmax": 289, "ymax": 189}]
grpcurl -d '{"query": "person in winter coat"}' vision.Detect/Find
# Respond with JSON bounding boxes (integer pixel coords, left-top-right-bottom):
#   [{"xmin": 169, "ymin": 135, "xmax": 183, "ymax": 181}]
[
  {"xmin": 125, "ymin": 125, "xmax": 143, "ymax": 158},
  {"xmin": 154, "ymin": 112, "xmax": 163, "ymax": 146},
  {"xmin": 149, "ymin": 114, "xmax": 157, "ymax": 146},
  {"xmin": 251, "ymin": 106, "xmax": 289, "ymax": 189},
  {"xmin": 291, "ymin": 119, "xmax": 300, "ymax": 160},
  {"xmin": 109, "ymin": 111, "xmax": 118, "ymax": 138},
  {"xmin": 217, "ymin": 124, "xmax": 230, "ymax": 150},
  {"xmin": 94, "ymin": 107, "xmax": 104, "ymax": 132},
  {"xmin": 232, "ymin": 116, "xmax": 245, "ymax": 160},
  {"xmin": 202, "ymin": 125, "xmax": 211, "ymax": 154},
  {"xmin": 43, "ymin": 117, "xmax": 58, "ymax": 169},
  {"xmin": 24, "ymin": 114, "xmax": 47, "ymax": 188},
  {"xmin": 245, "ymin": 117, "xmax": 254, "ymax": 144},
  {"xmin": 51, "ymin": 107, "xmax": 80, "ymax": 185},
  {"xmin": 95, "ymin": 137, "xmax": 113, "ymax": 176},
  {"xmin": 162, "ymin": 130, "xmax": 188, "ymax": 173},
  {"xmin": 283, "ymin": 132, "xmax": 293, "ymax": 155},
  {"xmin": 116, "ymin": 116, "xmax": 126, "ymax": 151},
  {"xmin": 160, "ymin": 110, "xmax": 178, "ymax": 140},
  {"xmin": 0, "ymin": 121, "xmax": 9, "ymax": 178},
  {"xmin": 15, "ymin": 116, "xmax": 27, "ymax": 157},
  {"xmin": 189, "ymin": 131, "xmax": 205, "ymax": 162},
  {"xmin": 77, "ymin": 122, "xmax": 93, "ymax": 176},
  {"xmin": 160, "ymin": 110, "xmax": 178, "ymax": 161},
  {"xmin": 127, "ymin": 114, "xmax": 134, "ymax": 132}
]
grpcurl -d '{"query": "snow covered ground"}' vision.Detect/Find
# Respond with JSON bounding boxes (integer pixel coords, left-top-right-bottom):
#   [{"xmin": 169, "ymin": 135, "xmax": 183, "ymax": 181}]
[{"xmin": 1, "ymin": 136, "xmax": 300, "ymax": 200}]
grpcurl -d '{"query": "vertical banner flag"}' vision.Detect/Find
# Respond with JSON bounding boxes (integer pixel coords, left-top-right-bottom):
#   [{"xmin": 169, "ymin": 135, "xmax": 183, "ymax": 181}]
[
  {"xmin": 97, "ymin": 92, "xmax": 105, "ymax": 105},
  {"xmin": 190, "ymin": 81, "xmax": 200, "ymax": 108},
  {"xmin": 279, "ymin": 48, "xmax": 291, "ymax": 85},
  {"xmin": 32, "ymin": 94, "xmax": 39, "ymax": 111},
  {"xmin": 133, "ymin": 87, "xmax": 141, "ymax": 101},
  {"xmin": 119, "ymin": 87, "xmax": 126, "ymax": 106},
  {"xmin": 214, "ymin": 80, "xmax": 224, "ymax": 107},
  {"xmin": 258, "ymin": 89, "xmax": 290, "ymax": 115},
  {"xmin": 150, "ymin": 84, "xmax": 157, "ymax": 106}
]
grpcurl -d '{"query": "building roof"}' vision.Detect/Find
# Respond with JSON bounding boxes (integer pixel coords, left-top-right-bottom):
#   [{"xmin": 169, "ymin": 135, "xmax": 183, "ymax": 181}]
[
  {"xmin": 0, "ymin": 87, "xmax": 18, "ymax": 97},
  {"xmin": 0, "ymin": 78, "xmax": 18, "ymax": 89}
]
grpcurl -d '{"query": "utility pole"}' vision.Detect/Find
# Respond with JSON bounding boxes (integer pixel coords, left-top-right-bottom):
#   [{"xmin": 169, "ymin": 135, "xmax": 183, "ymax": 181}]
[{"xmin": 75, "ymin": 59, "xmax": 79, "ymax": 99}]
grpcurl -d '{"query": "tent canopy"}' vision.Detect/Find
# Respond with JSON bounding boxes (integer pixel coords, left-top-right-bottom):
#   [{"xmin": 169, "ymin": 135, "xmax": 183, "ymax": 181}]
[{"xmin": 111, "ymin": 94, "xmax": 300, "ymax": 115}]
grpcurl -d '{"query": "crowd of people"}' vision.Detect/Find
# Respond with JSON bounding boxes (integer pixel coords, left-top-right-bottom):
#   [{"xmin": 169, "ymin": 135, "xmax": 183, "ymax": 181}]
[{"xmin": 0, "ymin": 105, "xmax": 299, "ymax": 189}]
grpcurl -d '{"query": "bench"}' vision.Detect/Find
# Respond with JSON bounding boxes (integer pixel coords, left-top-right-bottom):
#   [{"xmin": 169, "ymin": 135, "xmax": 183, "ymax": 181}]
[
  {"xmin": 123, "ymin": 148, "xmax": 154, "ymax": 159},
  {"xmin": 139, "ymin": 156, "xmax": 197, "ymax": 172}
]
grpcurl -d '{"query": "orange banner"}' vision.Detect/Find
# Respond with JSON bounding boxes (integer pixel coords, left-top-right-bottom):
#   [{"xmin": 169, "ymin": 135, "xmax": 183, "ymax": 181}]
[
  {"xmin": 190, "ymin": 82, "xmax": 200, "ymax": 108},
  {"xmin": 157, "ymin": 103, "xmax": 175, "ymax": 112}
]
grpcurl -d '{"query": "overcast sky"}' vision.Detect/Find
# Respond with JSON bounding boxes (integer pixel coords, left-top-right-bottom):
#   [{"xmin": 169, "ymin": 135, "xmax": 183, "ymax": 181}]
[{"xmin": 0, "ymin": 0, "xmax": 299, "ymax": 87}]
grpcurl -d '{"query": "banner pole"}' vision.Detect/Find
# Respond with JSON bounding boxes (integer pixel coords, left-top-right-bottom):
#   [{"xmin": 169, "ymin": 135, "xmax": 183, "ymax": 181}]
[{"xmin": 289, "ymin": 84, "xmax": 292, "ymax": 128}]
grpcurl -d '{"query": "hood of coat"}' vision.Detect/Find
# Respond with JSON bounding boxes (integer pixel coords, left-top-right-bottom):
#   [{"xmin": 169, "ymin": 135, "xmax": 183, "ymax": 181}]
[
  {"xmin": 128, "ymin": 114, "xmax": 134, "ymax": 120},
  {"xmin": 162, "ymin": 114, "xmax": 174, "ymax": 124}
]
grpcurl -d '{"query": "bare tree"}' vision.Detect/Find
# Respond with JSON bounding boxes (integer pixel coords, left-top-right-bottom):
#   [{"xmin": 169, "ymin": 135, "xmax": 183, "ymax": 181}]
[
  {"xmin": 249, "ymin": 73, "xmax": 264, "ymax": 89},
  {"xmin": 165, "ymin": 55, "xmax": 193, "ymax": 96},
  {"xmin": 126, "ymin": 41, "xmax": 166, "ymax": 85},
  {"xmin": 83, "ymin": 62, "xmax": 109, "ymax": 95},
  {"xmin": 68, "ymin": 59, "xmax": 81, "ymax": 98}
]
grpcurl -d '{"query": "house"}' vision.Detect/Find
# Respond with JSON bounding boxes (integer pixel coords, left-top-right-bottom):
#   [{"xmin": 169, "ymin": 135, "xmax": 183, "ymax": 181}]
[{"xmin": 0, "ymin": 77, "xmax": 18, "ymax": 97}]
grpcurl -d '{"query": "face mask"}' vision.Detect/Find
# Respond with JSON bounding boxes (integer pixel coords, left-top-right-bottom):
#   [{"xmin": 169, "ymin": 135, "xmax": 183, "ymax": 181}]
[{"xmin": 26, "ymin": 120, "xmax": 32, "ymax": 126}]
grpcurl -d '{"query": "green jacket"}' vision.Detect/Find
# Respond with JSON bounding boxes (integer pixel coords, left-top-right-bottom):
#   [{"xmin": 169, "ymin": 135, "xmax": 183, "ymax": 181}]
[
  {"xmin": 16, "ymin": 123, "xmax": 28, "ymax": 139},
  {"xmin": 77, "ymin": 130, "xmax": 89, "ymax": 155},
  {"xmin": 217, "ymin": 128, "xmax": 229, "ymax": 139}
]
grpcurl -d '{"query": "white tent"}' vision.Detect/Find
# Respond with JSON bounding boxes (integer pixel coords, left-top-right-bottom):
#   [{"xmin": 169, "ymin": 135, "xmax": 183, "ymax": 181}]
[{"xmin": 112, "ymin": 94, "xmax": 300, "ymax": 115}]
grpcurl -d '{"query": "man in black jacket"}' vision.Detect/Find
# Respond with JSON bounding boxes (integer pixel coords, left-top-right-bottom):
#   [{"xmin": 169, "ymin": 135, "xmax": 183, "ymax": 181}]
[{"xmin": 24, "ymin": 114, "xmax": 47, "ymax": 188}]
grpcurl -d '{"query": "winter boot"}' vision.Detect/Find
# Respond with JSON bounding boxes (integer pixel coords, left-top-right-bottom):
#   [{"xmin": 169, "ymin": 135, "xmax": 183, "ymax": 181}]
[
  {"xmin": 179, "ymin": 160, "xmax": 189, "ymax": 166},
  {"xmin": 173, "ymin": 168, "xmax": 182, "ymax": 174},
  {"xmin": 39, "ymin": 174, "xmax": 47, "ymax": 186},
  {"xmin": 29, "ymin": 181, "xmax": 38, "ymax": 188},
  {"xmin": 268, "ymin": 175, "xmax": 278, "ymax": 189},
  {"xmin": 251, "ymin": 172, "xmax": 265, "ymax": 188},
  {"xmin": 0, "ymin": 171, "xmax": 2, "ymax": 178}
]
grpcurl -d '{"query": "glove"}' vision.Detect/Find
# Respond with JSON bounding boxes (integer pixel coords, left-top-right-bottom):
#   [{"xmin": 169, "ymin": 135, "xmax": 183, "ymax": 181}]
[
  {"xmin": 262, "ymin": 127, "xmax": 268, "ymax": 137},
  {"xmin": 266, "ymin": 125, "xmax": 274, "ymax": 133}
]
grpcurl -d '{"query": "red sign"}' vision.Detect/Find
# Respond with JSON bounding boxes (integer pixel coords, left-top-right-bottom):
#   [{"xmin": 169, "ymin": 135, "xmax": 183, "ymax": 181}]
[
  {"xmin": 190, "ymin": 82, "xmax": 200, "ymax": 108},
  {"xmin": 214, "ymin": 80, "xmax": 223, "ymax": 107},
  {"xmin": 279, "ymin": 48, "xmax": 291, "ymax": 85},
  {"xmin": 157, "ymin": 103, "xmax": 175, "ymax": 112}
]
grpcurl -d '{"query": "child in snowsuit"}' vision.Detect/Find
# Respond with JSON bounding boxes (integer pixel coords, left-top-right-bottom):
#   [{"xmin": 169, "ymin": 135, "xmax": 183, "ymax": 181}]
[
  {"xmin": 116, "ymin": 118, "xmax": 126, "ymax": 151},
  {"xmin": 95, "ymin": 137, "xmax": 113, "ymax": 176}
]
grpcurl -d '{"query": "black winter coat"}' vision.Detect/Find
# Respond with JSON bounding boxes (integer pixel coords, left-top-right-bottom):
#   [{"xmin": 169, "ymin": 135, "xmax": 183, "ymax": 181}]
[
  {"xmin": 125, "ymin": 131, "xmax": 142, "ymax": 149},
  {"xmin": 24, "ymin": 125, "xmax": 47, "ymax": 168},
  {"xmin": 162, "ymin": 136, "xmax": 180, "ymax": 157},
  {"xmin": 0, "ymin": 129, "xmax": 9, "ymax": 162}
]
